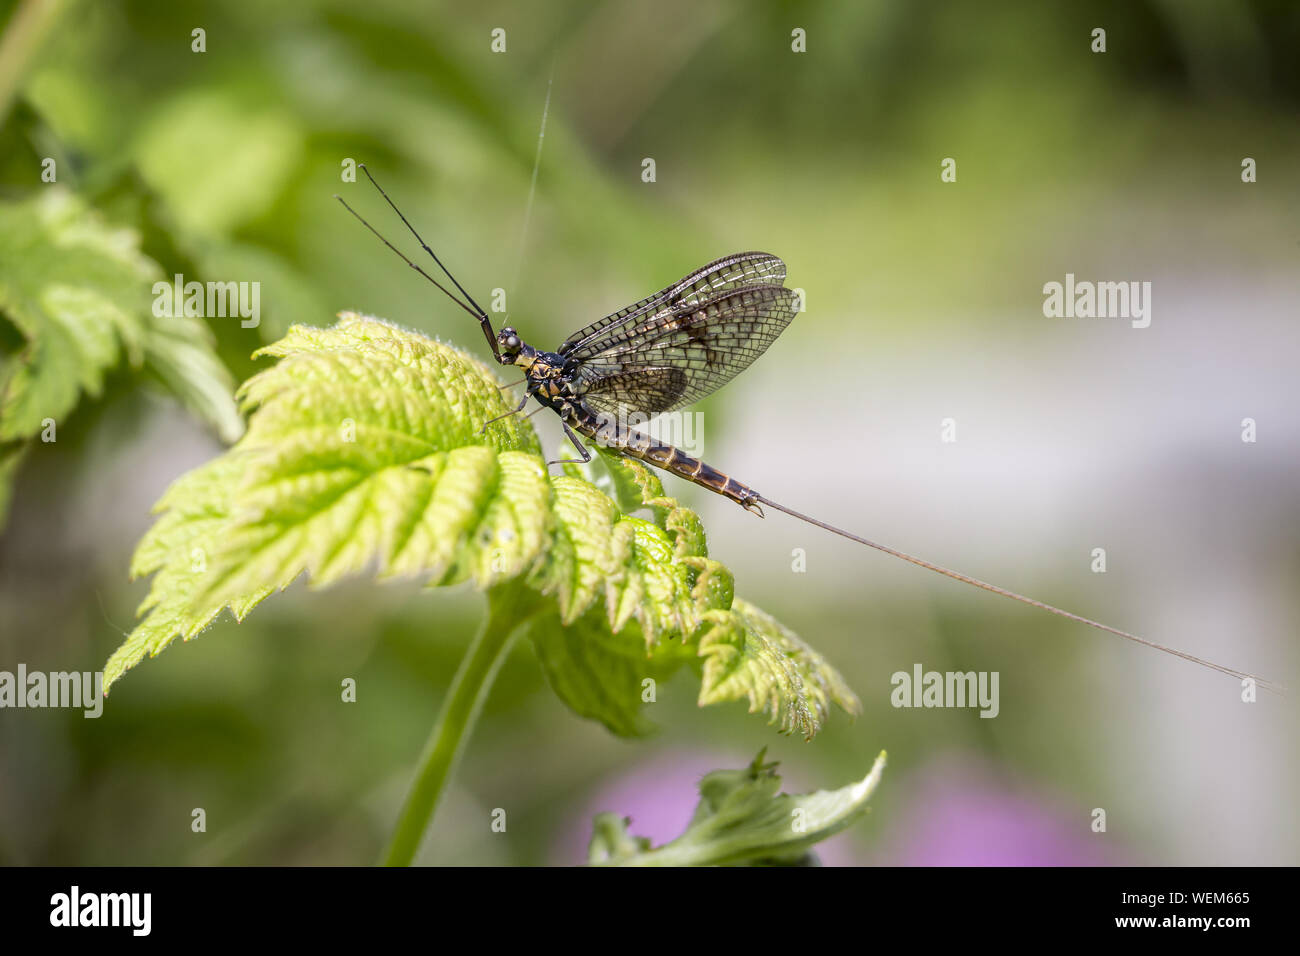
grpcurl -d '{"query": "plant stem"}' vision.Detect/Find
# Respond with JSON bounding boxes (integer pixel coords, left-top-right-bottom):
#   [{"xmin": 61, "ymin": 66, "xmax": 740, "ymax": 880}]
[
  {"xmin": 0, "ymin": 0, "xmax": 69, "ymax": 131},
  {"xmin": 380, "ymin": 586, "xmax": 532, "ymax": 866}
]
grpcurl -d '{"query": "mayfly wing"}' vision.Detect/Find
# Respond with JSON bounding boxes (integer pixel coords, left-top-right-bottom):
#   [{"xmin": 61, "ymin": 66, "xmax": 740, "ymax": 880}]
[
  {"xmin": 573, "ymin": 283, "xmax": 800, "ymax": 417},
  {"xmin": 573, "ymin": 366, "xmax": 691, "ymax": 417},
  {"xmin": 558, "ymin": 252, "xmax": 788, "ymax": 360}
]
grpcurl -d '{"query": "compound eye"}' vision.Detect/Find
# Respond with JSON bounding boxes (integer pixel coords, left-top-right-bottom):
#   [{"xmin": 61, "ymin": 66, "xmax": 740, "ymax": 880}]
[{"xmin": 505, "ymin": 335, "xmax": 519, "ymax": 350}]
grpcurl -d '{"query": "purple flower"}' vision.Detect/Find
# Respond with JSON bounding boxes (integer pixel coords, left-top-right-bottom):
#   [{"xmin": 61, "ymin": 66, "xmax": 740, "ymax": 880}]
[{"xmin": 870, "ymin": 757, "xmax": 1127, "ymax": 866}]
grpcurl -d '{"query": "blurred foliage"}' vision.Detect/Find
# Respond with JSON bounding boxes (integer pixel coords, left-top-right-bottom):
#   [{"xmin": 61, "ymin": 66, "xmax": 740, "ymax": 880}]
[
  {"xmin": 0, "ymin": 0, "xmax": 1296, "ymax": 865},
  {"xmin": 0, "ymin": 190, "xmax": 238, "ymax": 522}
]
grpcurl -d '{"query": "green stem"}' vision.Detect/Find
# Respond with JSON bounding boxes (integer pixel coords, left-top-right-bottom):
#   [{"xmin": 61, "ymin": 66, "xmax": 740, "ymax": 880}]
[
  {"xmin": 0, "ymin": 0, "xmax": 70, "ymax": 131},
  {"xmin": 380, "ymin": 586, "xmax": 532, "ymax": 866}
]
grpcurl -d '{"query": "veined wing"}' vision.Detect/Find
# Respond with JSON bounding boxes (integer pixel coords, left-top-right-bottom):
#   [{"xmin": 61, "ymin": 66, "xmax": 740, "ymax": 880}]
[
  {"xmin": 558, "ymin": 252, "xmax": 787, "ymax": 360},
  {"xmin": 572, "ymin": 283, "xmax": 799, "ymax": 417}
]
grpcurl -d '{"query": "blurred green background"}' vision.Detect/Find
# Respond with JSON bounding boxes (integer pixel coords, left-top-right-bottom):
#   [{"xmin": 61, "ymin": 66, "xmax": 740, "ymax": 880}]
[{"xmin": 1, "ymin": 0, "xmax": 1297, "ymax": 865}]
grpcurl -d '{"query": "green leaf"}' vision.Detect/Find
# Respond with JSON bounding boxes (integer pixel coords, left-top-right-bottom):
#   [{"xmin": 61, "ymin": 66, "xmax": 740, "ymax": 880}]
[
  {"xmin": 143, "ymin": 310, "xmax": 245, "ymax": 443},
  {"xmin": 109, "ymin": 313, "xmax": 860, "ymax": 740},
  {"xmin": 698, "ymin": 598, "xmax": 863, "ymax": 738},
  {"xmin": 0, "ymin": 190, "xmax": 241, "ymax": 442},
  {"xmin": 108, "ymin": 312, "xmax": 543, "ymax": 688},
  {"xmin": 529, "ymin": 609, "xmax": 695, "ymax": 737},
  {"xmin": 588, "ymin": 749, "xmax": 888, "ymax": 866},
  {"xmin": 0, "ymin": 191, "xmax": 150, "ymax": 440}
]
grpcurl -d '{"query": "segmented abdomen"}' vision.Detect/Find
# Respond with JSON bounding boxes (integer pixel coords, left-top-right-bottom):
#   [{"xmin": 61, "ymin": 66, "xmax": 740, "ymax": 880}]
[{"xmin": 566, "ymin": 406, "xmax": 757, "ymax": 508}]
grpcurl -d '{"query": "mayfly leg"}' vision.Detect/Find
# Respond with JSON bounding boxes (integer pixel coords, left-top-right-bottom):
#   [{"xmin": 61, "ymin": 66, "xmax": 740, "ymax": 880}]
[
  {"xmin": 480, "ymin": 390, "xmax": 532, "ymax": 433},
  {"xmin": 547, "ymin": 421, "xmax": 593, "ymax": 467}
]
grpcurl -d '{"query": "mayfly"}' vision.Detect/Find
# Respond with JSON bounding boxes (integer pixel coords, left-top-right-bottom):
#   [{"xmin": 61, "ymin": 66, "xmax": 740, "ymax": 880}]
[{"xmin": 336, "ymin": 166, "xmax": 1276, "ymax": 691}]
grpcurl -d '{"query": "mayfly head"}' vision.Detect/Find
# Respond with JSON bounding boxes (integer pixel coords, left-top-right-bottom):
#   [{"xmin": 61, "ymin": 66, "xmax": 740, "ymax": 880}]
[{"xmin": 496, "ymin": 327, "xmax": 535, "ymax": 368}]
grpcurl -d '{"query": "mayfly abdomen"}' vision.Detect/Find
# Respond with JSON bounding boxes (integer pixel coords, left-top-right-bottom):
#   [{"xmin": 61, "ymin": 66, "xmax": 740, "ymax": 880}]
[{"xmin": 566, "ymin": 406, "xmax": 759, "ymax": 510}]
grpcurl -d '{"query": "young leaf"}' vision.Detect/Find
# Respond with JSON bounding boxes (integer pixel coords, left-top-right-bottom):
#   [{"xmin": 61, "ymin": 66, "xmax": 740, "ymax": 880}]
[
  {"xmin": 108, "ymin": 313, "xmax": 543, "ymax": 688},
  {"xmin": 0, "ymin": 190, "xmax": 241, "ymax": 443},
  {"xmin": 588, "ymin": 750, "xmax": 888, "ymax": 866},
  {"xmin": 531, "ymin": 455, "xmax": 858, "ymax": 738},
  {"xmin": 698, "ymin": 598, "xmax": 862, "ymax": 737},
  {"xmin": 110, "ymin": 313, "xmax": 860, "ymax": 739}
]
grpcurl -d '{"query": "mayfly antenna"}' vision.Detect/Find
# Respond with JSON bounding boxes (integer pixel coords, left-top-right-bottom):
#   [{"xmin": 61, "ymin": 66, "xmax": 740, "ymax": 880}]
[
  {"xmin": 357, "ymin": 164, "xmax": 490, "ymax": 320},
  {"xmin": 334, "ymin": 196, "xmax": 474, "ymax": 317},
  {"xmin": 335, "ymin": 168, "xmax": 500, "ymax": 358}
]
